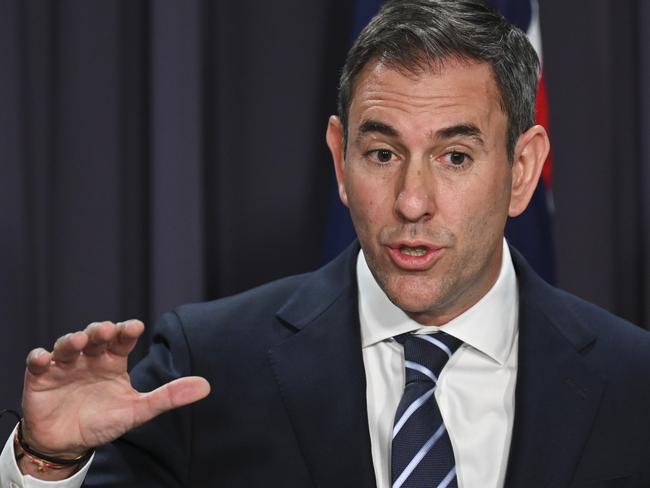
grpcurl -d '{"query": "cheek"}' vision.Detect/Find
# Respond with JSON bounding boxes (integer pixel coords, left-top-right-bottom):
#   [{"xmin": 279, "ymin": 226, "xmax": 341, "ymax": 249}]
[
  {"xmin": 443, "ymin": 171, "xmax": 511, "ymax": 243},
  {"xmin": 345, "ymin": 169, "xmax": 395, "ymax": 230}
]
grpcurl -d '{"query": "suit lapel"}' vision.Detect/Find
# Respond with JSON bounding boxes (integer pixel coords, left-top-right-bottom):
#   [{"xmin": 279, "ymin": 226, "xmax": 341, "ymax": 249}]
[
  {"xmin": 269, "ymin": 244, "xmax": 377, "ymax": 488},
  {"xmin": 267, "ymin": 244, "xmax": 605, "ymax": 488},
  {"xmin": 505, "ymin": 249, "xmax": 605, "ymax": 488}
]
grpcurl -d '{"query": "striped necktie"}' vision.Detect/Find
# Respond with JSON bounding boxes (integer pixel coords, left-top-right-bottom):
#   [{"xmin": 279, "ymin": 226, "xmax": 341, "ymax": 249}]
[{"xmin": 391, "ymin": 332, "xmax": 463, "ymax": 488}]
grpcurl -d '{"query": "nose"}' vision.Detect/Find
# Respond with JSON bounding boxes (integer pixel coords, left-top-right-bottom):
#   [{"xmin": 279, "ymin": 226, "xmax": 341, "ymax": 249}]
[{"xmin": 394, "ymin": 159, "xmax": 434, "ymax": 222}]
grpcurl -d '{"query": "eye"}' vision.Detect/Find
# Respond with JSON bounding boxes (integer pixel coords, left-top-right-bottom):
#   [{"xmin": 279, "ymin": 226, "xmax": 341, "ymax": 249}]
[
  {"xmin": 376, "ymin": 149, "xmax": 394, "ymax": 163},
  {"xmin": 366, "ymin": 148, "xmax": 397, "ymax": 164},
  {"xmin": 448, "ymin": 151, "xmax": 468, "ymax": 166}
]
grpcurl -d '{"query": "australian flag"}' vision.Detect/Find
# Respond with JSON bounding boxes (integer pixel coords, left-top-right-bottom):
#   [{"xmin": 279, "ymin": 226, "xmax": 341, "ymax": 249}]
[{"xmin": 323, "ymin": 0, "xmax": 555, "ymax": 284}]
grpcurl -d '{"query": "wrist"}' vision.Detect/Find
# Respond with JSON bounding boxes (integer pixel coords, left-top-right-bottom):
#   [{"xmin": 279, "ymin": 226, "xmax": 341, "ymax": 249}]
[
  {"xmin": 15, "ymin": 420, "xmax": 93, "ymax": 478},
  {"xmin": 19, "ymin": 420, "xmax": 90, "ymax": 460}
]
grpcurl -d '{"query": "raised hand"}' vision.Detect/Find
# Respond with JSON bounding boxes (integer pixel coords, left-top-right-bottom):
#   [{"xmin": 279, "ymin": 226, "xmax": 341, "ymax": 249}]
[{"xmin": 19, "ymin": 320, "xmax": 210, "ymax": 477}]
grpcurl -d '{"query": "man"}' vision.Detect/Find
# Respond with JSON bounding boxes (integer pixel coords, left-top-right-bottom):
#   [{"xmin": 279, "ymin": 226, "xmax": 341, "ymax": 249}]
[{"xmin": 2, "ymin": 0, "xmax": 650, "ymax": 487}]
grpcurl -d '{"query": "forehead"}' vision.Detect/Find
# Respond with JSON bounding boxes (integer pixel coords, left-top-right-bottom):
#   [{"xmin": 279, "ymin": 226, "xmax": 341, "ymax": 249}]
[{"xmin": 348, "ymin": 59, "xmax": 505, "ymax": 134}]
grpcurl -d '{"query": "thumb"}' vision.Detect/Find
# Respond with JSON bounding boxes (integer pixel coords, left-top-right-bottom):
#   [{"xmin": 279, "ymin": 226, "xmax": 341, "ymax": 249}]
[{"xmin": 135, "ymin": 376, "xmax": 211, "ymax": 424}]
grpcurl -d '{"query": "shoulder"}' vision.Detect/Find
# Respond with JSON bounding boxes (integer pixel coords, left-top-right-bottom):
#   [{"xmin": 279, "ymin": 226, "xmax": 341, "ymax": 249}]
[
  {"xmin": 175, "ymin": 272, "xmax": 310, "ymax": 328},
  {"xmin": 161, "ymin": 242, "xmax": 360, "ymax": 345},
  {"xmin": 549, "ymin": 287, "xmax": 650, "ymax": 372},
  {"xmin": 511, "ymin": 245, "xmax": 650, "ymax": 373},
  {"xmin": 153, "ymin": 272, "xmax": 311, "ymax": 349},
  {"xmin": 140, "ymin": 273, "xmax": 314, "ymax": 383},
  {"xmin": 552, "ymin": 286, "xmax": 646, "ymax": 340}
]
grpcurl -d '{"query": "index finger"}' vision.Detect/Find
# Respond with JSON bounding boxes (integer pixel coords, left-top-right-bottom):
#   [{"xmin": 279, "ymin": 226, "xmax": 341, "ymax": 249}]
[{"xmin": 107, "ymin": 320, "xmax": 145, "ymax": 357}]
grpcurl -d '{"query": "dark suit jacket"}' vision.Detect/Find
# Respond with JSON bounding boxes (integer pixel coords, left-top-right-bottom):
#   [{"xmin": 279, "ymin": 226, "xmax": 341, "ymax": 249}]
[{"xmin": 84, "ymin": 243, "xmax": 650, "ymax": 488}]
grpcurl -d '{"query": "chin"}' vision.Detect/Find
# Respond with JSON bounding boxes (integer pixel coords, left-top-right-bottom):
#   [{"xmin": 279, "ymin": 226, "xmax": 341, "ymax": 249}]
[{"xmin": 382, "ymin": 275, "xmax": 448, "ymax": 316}]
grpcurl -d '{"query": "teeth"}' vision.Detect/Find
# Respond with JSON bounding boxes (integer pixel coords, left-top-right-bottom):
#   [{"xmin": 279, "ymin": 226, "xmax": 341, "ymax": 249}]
[{"xmin": 400, "ymin": 246, "xmax": 428, "ymax": 256}]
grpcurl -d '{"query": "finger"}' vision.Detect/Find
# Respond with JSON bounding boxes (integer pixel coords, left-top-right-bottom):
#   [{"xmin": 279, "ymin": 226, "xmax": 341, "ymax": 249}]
[
  {"xmin": 107, "ymin": 320, "xmax": 145, "ymax": 357},
  {"xmin": 82, "ymin": 321, "xmax": 119, "ymax": 357},
  {"xmin": 135, "ymin": 376, "xmax": 211, "ymax": 424},
  {"xmin": 25, "ymin": 348, "xmax": 53, "ymax": 376},
  {"xmin": 51, "ymin": 331, "xmax": 88, "ymax": 364}
]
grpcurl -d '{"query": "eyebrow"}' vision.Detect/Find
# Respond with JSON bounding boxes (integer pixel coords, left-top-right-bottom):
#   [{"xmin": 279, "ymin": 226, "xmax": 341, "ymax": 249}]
[
  {"xmin": 357, "ymin": 119, "xmax": 400, "ymax": 140},
  {"xmin": 436, "ymin": 123, "xmax": 485, "ymax": 146}
]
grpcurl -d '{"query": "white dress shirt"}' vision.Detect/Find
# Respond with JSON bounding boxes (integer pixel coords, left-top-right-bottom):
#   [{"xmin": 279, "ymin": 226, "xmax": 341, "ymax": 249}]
[
  {"xmin": 0, "ymin": 239, "xmax": 518, "ymax": 488},
  {"xmin": 360, "ymin": 239, "xmax": 519, "ymax": 488}
]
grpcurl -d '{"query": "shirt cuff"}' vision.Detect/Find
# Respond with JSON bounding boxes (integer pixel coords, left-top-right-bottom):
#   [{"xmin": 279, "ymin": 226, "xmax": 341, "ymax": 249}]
[{"xmin": 0, "ymin": 424, "xmax": 94, "ymax": 488}]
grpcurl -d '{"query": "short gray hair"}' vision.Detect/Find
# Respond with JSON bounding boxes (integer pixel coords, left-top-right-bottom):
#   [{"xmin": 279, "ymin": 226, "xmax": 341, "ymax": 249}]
[{"xmin": 337, "ymin": 0, "xmax": 540, "ymax": 161}]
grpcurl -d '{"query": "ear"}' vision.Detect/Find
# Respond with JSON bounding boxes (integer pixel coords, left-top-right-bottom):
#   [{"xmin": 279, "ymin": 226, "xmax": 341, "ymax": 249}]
[
  {"xmin": 509, "ymin": 124, "xmax": 550, "ymax": 217},
  {"xmin": 326, "ymin": 115, "xmax": 349, "ymax": 207}
]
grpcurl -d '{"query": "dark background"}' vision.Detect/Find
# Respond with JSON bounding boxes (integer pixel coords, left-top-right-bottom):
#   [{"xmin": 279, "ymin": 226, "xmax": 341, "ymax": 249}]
[{"xmin": 1, "ymin": 0, "xmax": 649, "ymax": 442}]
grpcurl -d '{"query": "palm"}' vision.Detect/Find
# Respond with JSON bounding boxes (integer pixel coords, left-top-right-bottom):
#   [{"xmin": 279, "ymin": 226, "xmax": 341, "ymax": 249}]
[{"xmin": 21, "ymin": 320, "xmax": 210, "ymax": 456}]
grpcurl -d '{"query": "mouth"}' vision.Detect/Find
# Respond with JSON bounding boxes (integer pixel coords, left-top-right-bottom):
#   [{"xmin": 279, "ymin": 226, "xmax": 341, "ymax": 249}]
[
  {"xmin": 398, "ymin": 245, "xmax": 429, "ymax": 257},
  {"xmin": 386, "ymin": 242, "xmax": 444, "ymax": 271}
]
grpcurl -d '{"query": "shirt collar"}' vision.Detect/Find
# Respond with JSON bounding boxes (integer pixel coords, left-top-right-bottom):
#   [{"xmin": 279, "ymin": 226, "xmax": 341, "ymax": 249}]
[{"xmin": 357, "ymin": 239, "xmax": 518, "ymax": 365}]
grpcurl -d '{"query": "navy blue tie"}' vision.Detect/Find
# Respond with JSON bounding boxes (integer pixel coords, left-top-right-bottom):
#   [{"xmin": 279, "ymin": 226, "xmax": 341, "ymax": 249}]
[{"xmin": 391, "ymin": 332, "xmax": 463, "ymax": 488}]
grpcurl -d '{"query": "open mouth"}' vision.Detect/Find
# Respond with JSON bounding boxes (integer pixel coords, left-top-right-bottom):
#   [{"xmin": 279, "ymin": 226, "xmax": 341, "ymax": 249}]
[
  {"xmin": 399, "ymin": 246, "xmax": 428, "ymax": 257},
  {"xmin": 387, "ymin": 243, "xmax": 442, "ymax": 271}
]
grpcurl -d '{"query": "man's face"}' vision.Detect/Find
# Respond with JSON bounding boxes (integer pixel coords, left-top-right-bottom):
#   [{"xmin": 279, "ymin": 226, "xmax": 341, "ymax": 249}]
[{"xmin": 329, "ymin": 59, "xmax": 518, "ymax": 326}]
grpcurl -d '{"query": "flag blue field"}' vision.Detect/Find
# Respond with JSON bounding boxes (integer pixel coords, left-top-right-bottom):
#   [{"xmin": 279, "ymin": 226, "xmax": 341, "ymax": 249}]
[
  {"xmin": 323, "ymin": 0, "xmax": 555, "ymax": 283},
  {"xmin": 487, "ymin": 0, "xmax": 555, "ymax": 284}
]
